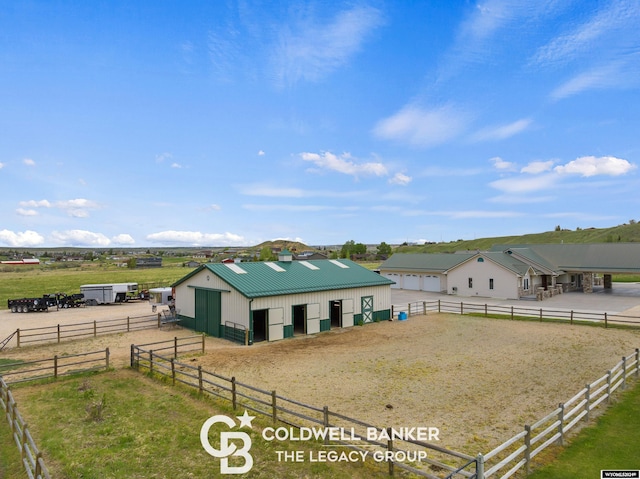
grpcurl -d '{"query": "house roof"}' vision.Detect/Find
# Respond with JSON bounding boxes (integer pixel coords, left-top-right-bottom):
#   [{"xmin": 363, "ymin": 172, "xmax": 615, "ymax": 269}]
[
  {"xmin": 472, "ymin": 251, "xmax": 533, "ymax": 276},
  {"xmin": 491, "ymin": 244, "xmax": 640, "ymax": 274},
  {"xmin": 380, "ymin": 253, "xmax": 474, "ymax": 273},
  {"xmin": 173, "ymin": 259, "xmax": 394, "ymax": 298}
]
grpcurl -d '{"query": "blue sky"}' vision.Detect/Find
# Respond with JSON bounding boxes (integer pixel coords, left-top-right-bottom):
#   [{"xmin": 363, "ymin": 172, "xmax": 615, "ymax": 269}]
[{"xmin": 1, "ymin": 0, "xmax": 639, "ymax": 248}]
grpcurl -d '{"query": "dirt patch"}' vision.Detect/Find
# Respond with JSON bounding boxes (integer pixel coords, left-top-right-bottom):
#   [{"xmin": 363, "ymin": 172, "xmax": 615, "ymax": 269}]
[
  {"xmin": 189, "ymin": 315, "xmax": 640, "ymax": 454},
  {"xmin": 3, "ymin": 304, "xmax": 640, "ymax": 456}
]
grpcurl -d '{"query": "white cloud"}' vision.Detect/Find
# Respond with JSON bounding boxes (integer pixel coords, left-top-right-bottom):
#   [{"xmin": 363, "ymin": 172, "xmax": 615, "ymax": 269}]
[
  {"xmin": 19, "ymin": 199, "xmax": 52, "ymax": 208},
  {"xmin": 23, "ymin": 158, "xmax": 35, "ymax": 166},
  {"xmin": 550, "ymin": 61, "xmax": 635, "ymax": 100},
  {"xmin": 156, "ymin": 152, "xmax": 172, "ymax": 163},
  {"xmin": 554, "ymin": 155, "xmax": 636, "ymax": 177},
  {"xmin": 472, "ymin": 118, "xmax": 532, "ymax": 141},
  {"xmin": 18, "ymin": 198, "xmax": 99, "ymax": 217},
  {"xmin": 171, "ymin": 163, "xmax": 183, "ymax": 169},
  {"xmin": 490, "ymin": 156, "xmax": 516, "ymax": 171},
  {"xmin": 237, "ymin": 183, "xmax": 368, "ymax": 198},
  {"xmin": 243, "ymin": 204, "xmax": 336, "ymax": 212},
  {"xmin": 208, "ymin": 204, "xmax": 221, "ymax": 211},
  {"xmin": 271, "ymin": 5, "xmax": 383, "ymax": 87},
  {"xmin": 490, "ymin": 174, "xmax": 558, "ymax": 193},
  {"xmin": 258, "ymin": 150, "xmax": 265, "ymax": 156},
  {"xmin": 300, "ymin": 152, "xmax": 388, "ymax": 178},
  {"xmin": 0, "ymin": 229, "xmax": 45, "ymax": 247},
  {"xmin": 521, "ymin": 160, "xmax": 554, "ymax": 174},
  {"xmin": 50, "ymin": 230, "xmax": 111, "ymax": 246},
  {"xmin": 112, "ymin": 234, "xmax": 135, "ymax": 245},
  {"xmin": 373, "ymin": 104, "xmax": 469, "ymax": 148},
  {"xmin": 388, "ymin": 173, "xmax": 412, "ymax": 186},
  {"xmin": 0, "ymin": 162, "xmax": 5, "ymax": 169},
  {"xmin": 16, "ymin": 208, "xmax": 38, "ymax": 216},
  {"xmin": 146, "ymin": 230, "xmax": 246, "ymax": 246}
]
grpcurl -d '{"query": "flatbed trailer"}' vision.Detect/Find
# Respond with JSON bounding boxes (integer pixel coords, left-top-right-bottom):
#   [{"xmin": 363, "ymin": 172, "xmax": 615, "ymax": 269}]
[{"xmin": 8, "ymin": 297, "xmax": 49, "ymax": 313}]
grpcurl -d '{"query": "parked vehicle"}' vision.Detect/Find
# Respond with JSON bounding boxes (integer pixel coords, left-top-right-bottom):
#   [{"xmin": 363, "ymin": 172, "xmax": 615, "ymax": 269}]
[
  {"xmin": 56, "ymin": 293, "xmax": 85, "ymax": 308},
  {"xmin": 149, "ymin": 287, "xmax": 173, "ymax": 312},
  {"xmin": 80, "ymin": 283, "xmax": 138, "ymax": 306},
  {"xmin": 8, "ymin": 297, "xmax": 49, "ymax": 313}
]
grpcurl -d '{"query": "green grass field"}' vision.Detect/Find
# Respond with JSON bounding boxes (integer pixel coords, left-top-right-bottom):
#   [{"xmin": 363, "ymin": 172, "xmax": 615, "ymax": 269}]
[
  {"xmin": 0, "ymin": 263, "xmax": 192, "ymax": 310},
  {"xmin": 6, "ymin": 369, "xmax": 390, "ymax": 479},
  {"xmin": 528, "ymin": 379, "xmax": 640, "ymax": 478}
]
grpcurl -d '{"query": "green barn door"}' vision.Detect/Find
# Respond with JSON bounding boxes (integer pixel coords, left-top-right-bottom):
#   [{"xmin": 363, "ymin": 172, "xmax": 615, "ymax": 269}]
[
  {"xmin": 195, "ymin": 289, "xmax": 222, "ymax": 337},
  {"xmin": 361, "ymin": 296, "xmax": 373, "ymax": 323}
]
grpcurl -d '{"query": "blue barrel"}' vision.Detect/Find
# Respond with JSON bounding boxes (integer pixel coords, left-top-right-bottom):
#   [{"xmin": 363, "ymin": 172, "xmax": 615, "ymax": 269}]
[{"xmin": 398, "ymin": 311, "xmax": 407, "ymax": 320}]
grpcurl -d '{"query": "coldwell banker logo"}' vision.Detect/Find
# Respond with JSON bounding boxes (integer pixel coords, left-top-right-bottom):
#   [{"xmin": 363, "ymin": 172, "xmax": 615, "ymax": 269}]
[{"xmin": 200, "ymin": 411, "xmax": 255, "ymax": 474}]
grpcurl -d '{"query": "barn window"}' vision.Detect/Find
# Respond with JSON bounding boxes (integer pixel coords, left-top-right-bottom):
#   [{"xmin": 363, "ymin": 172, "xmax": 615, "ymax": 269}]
[
  {"xmin": 489, "ymin": 278, "xmax": 494, "ymax": 290},
  {"xmin": 468, "ymin": 277, "xmax": 473, "ymax": 288},
  {"xmin": 477, "ymin": 257, "xmax": 484, "ymax": 262}
]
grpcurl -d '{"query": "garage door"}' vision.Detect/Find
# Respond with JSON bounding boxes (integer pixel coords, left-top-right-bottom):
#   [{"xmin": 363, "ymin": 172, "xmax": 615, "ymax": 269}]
[
  {"xmin": 383, "ymin": 273, "xmax": 401, "ymax": 289},
  {"xmin": 422, "ymin": 275, "xmax": 440, "ymax": 292},
  {"xmin": 403, "ymin": 274, "xmax": 420, "ymax": 290}
]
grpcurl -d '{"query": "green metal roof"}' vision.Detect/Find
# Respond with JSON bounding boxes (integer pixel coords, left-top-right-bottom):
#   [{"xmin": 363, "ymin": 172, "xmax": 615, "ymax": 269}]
[
  {"xmin": 174, "ymin": 259, "xmax": 394, "ymax": 298},
  {"xmin": 491, "ymin": 244, "xmax": 640, "ymax": 273},
  {"xmin": 380, "ymin": 253, "xmax": 473, "ymax": 272}
]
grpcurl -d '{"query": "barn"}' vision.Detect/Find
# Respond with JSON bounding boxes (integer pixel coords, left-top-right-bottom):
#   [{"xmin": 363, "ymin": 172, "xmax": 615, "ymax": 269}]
[{"xmin": 172, "ymin": 250, "xmax": 394, "ymax": 344}]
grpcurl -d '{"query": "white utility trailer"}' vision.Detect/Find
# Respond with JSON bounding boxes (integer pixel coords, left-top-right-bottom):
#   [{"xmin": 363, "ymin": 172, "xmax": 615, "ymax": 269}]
[
  {"xmin": 80, "ymin": 283, "xmax": 138, "ymax": 306},
  {"xmin": 149, "ymin": 287, "xmax": 173, "ymax": 312}
]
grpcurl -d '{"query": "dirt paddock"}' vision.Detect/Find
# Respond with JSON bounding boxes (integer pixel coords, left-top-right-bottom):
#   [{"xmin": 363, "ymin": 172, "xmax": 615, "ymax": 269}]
[{"xmin": 2, "ymin": 301, "xmax": 640, "ymax": 454}]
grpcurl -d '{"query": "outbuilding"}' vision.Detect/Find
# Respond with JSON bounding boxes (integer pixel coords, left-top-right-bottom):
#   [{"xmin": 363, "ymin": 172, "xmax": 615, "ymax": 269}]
[{"xmin": 172, "ymin": 251, "xmax": 394, "ymax": 344}]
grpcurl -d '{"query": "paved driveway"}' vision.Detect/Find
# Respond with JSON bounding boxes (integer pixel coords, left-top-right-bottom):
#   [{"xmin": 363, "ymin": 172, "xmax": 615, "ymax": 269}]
[{"xmin": 391, "ymin": 283, "xmax": 640, "ymax": 315}]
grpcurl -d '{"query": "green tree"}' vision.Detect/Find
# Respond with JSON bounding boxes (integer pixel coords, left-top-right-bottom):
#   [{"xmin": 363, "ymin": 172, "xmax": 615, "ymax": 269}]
[
  {"xmin": 259, "ymin": 246, "xmax": 274, "ymax": 261},
  {"xmin": 340, "ymin": 240, "xmax": 355, "ymax": 259},
  {"xmin": 377, "ymin": 242, "xmax": 392, "ymax": 256}
]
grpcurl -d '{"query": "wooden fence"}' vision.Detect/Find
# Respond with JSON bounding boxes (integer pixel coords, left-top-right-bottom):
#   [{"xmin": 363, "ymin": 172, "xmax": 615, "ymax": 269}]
[
  {"xmin": 0, "ymin": 376, "xmax": 51, "ymax": 479},
  {"xmin": 130, "ymin": 343, "xmax": 479, "ymax": 479},
  {"xmin": 391, "ymin": 299, "xmax": 640, "ymax": 329},
  {"xmin": 0, "ymin": 349, "xmax": 111, "ymax": 384},
  {"xmin": 478, "ymin": 348, "xmax": 640, "ymax": 478},
  {"xmin": 2, "ymin": 312, "xmax": 168, "ymax": 350}
]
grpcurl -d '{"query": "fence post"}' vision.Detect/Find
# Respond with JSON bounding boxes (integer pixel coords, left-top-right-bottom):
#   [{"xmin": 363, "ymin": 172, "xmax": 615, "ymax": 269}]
[
  {"xmin": 604, "ymin": 312, "xmax": 608, "ymax": 329},
  {"xmin": 150, "ymin": 350, "xmax": 154, "ymax": 375},
  {"xmin": 539, "ymin": 308, "xmax": 543, "ymax": 322},
  {"xmin": 171, "ymin": 359, "xmax": 176, "ymax": 386},
  {"xmin": 57, "ymin": 324, "xmax": 61, "ymax": 343},
  {"xmin": 387, "ymin": 427, "xmax": 394, "ymax": 477},
  {"xmin": 606, "ymin": 370, "xmax": 612, "ymax": 404},
  {"xmin": 423, "ymin": 301, "xmax": 426, "ymax": 315},
  {"xmin": 438, "ymin": 300, "xmax": 441, "ymax": 313},
  {"xmin": 570, "ymin": 310, "xmax": 574, "ymax": 325},
  {"xmin": 524, "ymin": 425, "xmax": 531, "ymax": 475},
  {"xmin": 35, "ymin": 452, "xmax": 42, "ymax": 477},
  {"xmin": 511, "ymin": 306, "xmax": 514, "ymax": 320},
  {"xmin": 323, "ymin": 407, "xmax": 329, "ymax": 445},
  {"xmin": 476, "ymin": 453, "xmax": 484, "ymax": 479},
  {"xmin": 557, "ymin": 403, "xmax": 565, "ymax": 446},
  {"xmin": 232, "ymin": 377, "xmax": 237, "ymax": 410},
  {"xmin": 272, "ymin": 391, "xmax": 277, "ymax": 424},
  {"xmin": 174, "ymin": 337, "xmax": 178, "ymax": 359},
  {"xmin": 484, "ymin": 304, "xmax": 487, "ymax": 317},
  {"xmin": 198, "ymin": 366, "xmax": 203, "ymax": 394},
  {"xmin": 130, "ymin": 344, "xmax": 135, "ymax": 369},
  {"xmin": 584, "ymin": 384, "xmax": 590, "ymax": 421},
  {"xmin": 244, "ymin": 329, "xmax": 249, "ymax": 346},
  {"xmin": 408, "ymin": 303, "xmax": 411, "ymax": 317},
  {"xmin": 622, "ymin": 356, "xmax": 627, "ymax": 390},
  {"xmin": 94, "ymin": 320, "xmax": 97, "ymax": 337},
  {"xmin": 202, "ymin": 334, "xmax": 205, "ymax": 354},
  {"xmin": 54, "ymin": 355, "xmax": 58, "ymax": 379},
  {"xmin": 636, "ymin": 349, "xmax": 640, "ymax": 377},
  {"xmin": 105, "ymin": 348, "xmax": 110, "ymax": 370},
  {"xmin": 21, "ymin": 424, "xmax": 28, "ymax": 462},
  {"xmin": 460, "ymin": 302, "xmax": 463, "ymax": 315},
  {"xmin": 127, "ymin": 316, "xmax": 130, "ymax": 332},
  {"xmin": 16, "ymin": 329, "xmax": 20, "ymax": 348}
]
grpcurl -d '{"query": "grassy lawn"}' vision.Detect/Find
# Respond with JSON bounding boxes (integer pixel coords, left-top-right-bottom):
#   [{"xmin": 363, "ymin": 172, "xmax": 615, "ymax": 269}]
[
  {"xmin": 6, "ymin": 369, "xmax": 391, "ymax": 479},
  {"xmin": 528, "ymin": 379, "xmax": 640, "ymax": 478},
  {"xmin": 0, "ymin": 264, "xmax": 191, "ymax": 310}
]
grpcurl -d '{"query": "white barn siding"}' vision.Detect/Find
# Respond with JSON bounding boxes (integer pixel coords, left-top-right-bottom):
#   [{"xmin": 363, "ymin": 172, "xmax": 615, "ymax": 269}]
[
  {"xmin": 175, "ymin": 268, "xmax": 391, "ymax": 342},
  {"xmin": 447, "ymin": 258, "xmax": 520, "ymax": 299}
]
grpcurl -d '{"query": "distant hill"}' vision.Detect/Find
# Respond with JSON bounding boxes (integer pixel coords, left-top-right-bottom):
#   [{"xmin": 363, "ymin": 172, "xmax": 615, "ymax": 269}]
[
  {"xmin": 254, "ymin": 240, "xmax": 311, "ymax": 253},
  {"xmin": 396, "ymin": 222, "xmax": 640, "ymax": 254}
]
